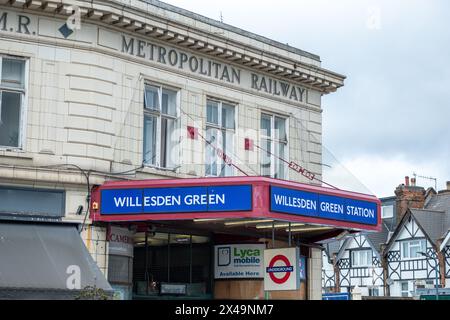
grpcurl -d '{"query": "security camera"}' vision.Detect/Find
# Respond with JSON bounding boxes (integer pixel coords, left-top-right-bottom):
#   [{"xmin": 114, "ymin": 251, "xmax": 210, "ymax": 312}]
[{"xmin": 76, "ymin": 205, "xmax": 83, "ymax": 215}]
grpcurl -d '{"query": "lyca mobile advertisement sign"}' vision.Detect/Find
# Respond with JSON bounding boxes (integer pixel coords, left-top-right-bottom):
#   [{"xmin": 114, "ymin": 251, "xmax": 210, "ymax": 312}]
[
  {"xmin": 100, "ymin": 185, "xmax": 252, "ymax": 215},
  {"xmin": 214, "ymin": 244, "xmax": 265, "ymax": 279},
  {"xmin": 270, "ymin": 186, "xmax": 378, "ymax": 225}
]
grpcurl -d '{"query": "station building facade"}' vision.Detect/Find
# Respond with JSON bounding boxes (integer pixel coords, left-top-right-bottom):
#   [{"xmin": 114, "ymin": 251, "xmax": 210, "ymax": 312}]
[{"xmin": 0, "ymin": 0, "xmax": 371, "ymax": 300}]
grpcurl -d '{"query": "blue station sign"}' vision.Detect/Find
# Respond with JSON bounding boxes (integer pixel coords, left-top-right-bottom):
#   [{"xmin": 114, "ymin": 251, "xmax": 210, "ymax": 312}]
[
  {"xmin": 270, "ymin": 186, "xmax": 378, "ymax": 226},
  {"xmin": 100, "ymin": 185, "xmax": 252, "ymax": 215}
]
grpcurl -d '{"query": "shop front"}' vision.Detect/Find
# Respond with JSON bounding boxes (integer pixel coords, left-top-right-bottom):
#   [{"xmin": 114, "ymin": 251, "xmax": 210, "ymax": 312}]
[
  {"xmin": 0, "ymin": 186, "xmax": 113, "ymax": 299},
  {"xmin": 90, "ymin": 176, "xmax": 380, "ymax": 300}
]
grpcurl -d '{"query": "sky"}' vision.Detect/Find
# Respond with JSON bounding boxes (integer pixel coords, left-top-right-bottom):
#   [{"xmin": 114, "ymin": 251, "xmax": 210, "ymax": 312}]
[{"xmin": 163, "ymin": 0, "xmax": 450, "ymax": 197}]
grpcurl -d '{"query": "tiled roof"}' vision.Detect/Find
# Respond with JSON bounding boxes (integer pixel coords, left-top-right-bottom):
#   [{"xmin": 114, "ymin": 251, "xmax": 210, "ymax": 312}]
[
  {"xmin": 425, "ymin": 192, "xmax": 450, "ymax": 212},
  {"xmin": 321, "ymin": 239, "xmax": 344, "ymax": 263},
  {"xmin": 410, "ymin": 209, "xmax": 447, "ymax": 244},
  {"xmin": 364, "ymin": 221, "xmax": 392, "ymax": 253}
]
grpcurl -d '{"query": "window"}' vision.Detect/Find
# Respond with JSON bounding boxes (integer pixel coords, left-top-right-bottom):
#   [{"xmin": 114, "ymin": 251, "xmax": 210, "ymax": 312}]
[
  {"xmin": 143, "ymin": 84, "xmax": 179, "ymax": 168},
  {"xmin": 260, "ymin": 113, "xmax": 287, "ymax": 179},
  {"xmin": 0, "ymin": 186, "xmax": 64, "ymax": 217},
  {"xmin": 0, "ymin": 56, "xmax": 26, "ymax": 148},
  {"xmin": 351, "ymin": 249, "xmax": 372, "ymax": 267},
  {"xmin": 205, "ymin": 99, "xmax": 235, "ymax": 177},
  {"xmin": 108, "ymin": 255, "xmax": 133, "ymax": 285},
  {"xmin": 381, "ymin": 205, "xmax": 394, "ymax": 219},
  {"xmin": 369, "ymin": 287, "xmax": 379, "ymax": 297},
  {"xmin": 401, "ymin": 282, "xmax": 409, "ymax": 297},
  {"xmin": 401, "ymin": 239, "xmax": 426, "ymax": 259}
]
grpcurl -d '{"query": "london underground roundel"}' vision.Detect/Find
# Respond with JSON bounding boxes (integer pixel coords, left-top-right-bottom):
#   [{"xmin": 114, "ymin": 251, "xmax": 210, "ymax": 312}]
[
  {"xmin": 264, "ymin": 248, "xmax": 300, "ymax": 291},
  {"xmin": 267, "ymin": 255, "xmax": 294, "ymax": 284}
]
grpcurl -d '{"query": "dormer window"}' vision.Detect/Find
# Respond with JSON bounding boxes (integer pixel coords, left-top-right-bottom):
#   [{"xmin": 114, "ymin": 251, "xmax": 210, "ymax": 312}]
[{"xmin": 381, "ymin": 205, "xmax": 394, "ymax": 219}]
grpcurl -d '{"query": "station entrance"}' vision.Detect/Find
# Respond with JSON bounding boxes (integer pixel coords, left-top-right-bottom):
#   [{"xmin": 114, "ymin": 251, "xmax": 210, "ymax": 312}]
[
  {"xmin": 132, "ymin": 230, "xmax": 212, "ymax": 300},
  {"xmin": 93, "ymin": 177, "xmax": 381, "ymax": 300},
  {"xmin": 107, "ymin": 225, "xmax": 213, "ymax": 300}
]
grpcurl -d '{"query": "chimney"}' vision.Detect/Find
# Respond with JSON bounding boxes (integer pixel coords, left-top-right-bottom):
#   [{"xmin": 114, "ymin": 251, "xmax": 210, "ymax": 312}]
[
  {"xmin": 439, "ymin": 181, "xmax": 450, "ymax": 195},
  {"xmin": 395, "ymin": 178, "xmax": 425, "ymax": 226}
]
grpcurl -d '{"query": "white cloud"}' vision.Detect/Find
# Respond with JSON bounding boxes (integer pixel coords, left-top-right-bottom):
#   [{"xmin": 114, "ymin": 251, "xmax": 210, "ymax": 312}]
[
  {"xmin": 323, "ymin": 154, "xmax": 448, "ymax": 198},
  {"xmin": 163, "ymin": 0, "xmax": 450, "ymax": 198}
]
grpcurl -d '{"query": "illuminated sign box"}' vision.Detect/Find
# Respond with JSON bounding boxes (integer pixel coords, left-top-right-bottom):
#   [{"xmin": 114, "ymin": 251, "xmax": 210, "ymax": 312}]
[
  {"xmin": 91, "ymin": 177, "xmax": 381, "ymax": 232},
  {"xmin": 270, "ymin": 186, "xmax": 378, "ymax": 226},
  {"xmin": 100, "ymin": 185, "xmax": 252, "ymax": 215}
]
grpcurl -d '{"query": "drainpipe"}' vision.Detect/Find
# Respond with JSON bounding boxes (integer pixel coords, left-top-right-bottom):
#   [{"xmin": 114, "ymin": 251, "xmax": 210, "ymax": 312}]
[
  {"xmin": 333, "ymin": 253, "xmax": 340, "ymax": 293},
  {"xmin": 383, "ymin": 258, "xmax": 390, "ymax": 297},
  {"xmin": 380, "ymin": 245, "xmax": 389, "ymax": 297},
  {"xmin": 437, "ymin": 240, "xmax": 446, "ymax": 289}
]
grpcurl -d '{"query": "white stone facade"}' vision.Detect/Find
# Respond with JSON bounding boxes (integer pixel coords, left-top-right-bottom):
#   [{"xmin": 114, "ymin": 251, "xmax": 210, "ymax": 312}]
[{"xmin": 0, "ymin": 0, "xmax": 344, "ymax": 283}]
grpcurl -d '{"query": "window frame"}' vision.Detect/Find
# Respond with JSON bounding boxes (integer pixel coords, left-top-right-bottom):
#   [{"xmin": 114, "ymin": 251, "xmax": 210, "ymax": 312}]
[
  {"xmin": 204, "ymin": 98, "xmax": 237, "ymax": 177},
  {"xmin": 401, "ymin": 281, "xmax": 409, "ymax": 297},
  {"xmin": 143, "ymin": 82, "xmax": 180, "ymax": 169},
  {"xmin": 350, "ymin": 249, "xmax": 373, "ymax": 268},
  {"xmin": 259, "ymin": 112, "xmax": 289, "ymax": 179},
  {"xmin": 0, "ymin": 55, "xmax": 28, "ymax": 150},
  {"xmin": 381, "ymin": 205, "xmax": 394, "ymax": 219},
  {"xmin": 107, "ymin": 254, "xmax": 133, "ymax": 285},
  {"xmin": 368, "ymin": 287, "xmax": 379, "ymax": 297},
  {"xmin": 400, "ymin": 239, "xmax": 427, "ymax": 260}
]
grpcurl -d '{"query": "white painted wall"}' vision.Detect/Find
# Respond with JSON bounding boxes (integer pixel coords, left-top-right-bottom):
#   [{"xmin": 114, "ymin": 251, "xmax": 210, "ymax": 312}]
[
  {"xmin": 386, "ymin": 218, "xmax": 439, "ymax": 297},
  {"xmin": 337, "ymin": 235, "xmax": 384, "ymax": 296},
  {"xmin": 322, "ymin": 250, "xmax": 336, "ymax": 291}
]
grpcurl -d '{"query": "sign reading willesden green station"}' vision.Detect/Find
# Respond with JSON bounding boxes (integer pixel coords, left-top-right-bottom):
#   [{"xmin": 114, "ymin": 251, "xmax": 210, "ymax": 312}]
[{"xmin": 214, "ymin": 244, "xmax": 265, "ymax": 279}]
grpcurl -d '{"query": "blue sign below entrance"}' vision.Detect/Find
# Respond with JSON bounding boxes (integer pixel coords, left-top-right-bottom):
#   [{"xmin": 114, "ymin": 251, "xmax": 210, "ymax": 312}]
[
  {"xmin": 100, "ymin": 185, "xmax": 252, "ymax": 215},
  {"xmin": 270, "ymin": 186, "xmax": 378, "ymax": 226},
  {"xmin": 323, "ymin": 293, "xmax": 351, "ymax": 300}
]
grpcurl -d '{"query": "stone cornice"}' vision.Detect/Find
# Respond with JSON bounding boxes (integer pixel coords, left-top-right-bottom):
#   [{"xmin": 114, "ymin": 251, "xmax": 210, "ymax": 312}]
[{"xmin": 0, "ymin": 0, "xmax": 345, "ymax": 94}]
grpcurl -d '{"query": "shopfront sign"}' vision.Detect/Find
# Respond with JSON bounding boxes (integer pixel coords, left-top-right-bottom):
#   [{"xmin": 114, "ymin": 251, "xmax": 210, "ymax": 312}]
[
  {"xmin": 264, "ymin": 248, "xmax": 300, "ymax": 291},
  {"xmin": 270, "ymin": 186, "xmax": 378, "ymax": 226},
  {"xmin": 214, "ymin": 244, "xmax": 265, "ymax": 279},
  {"xmin": 91, "ymin": 177, "xmax": 381, "ymax": 232},
  {"xmin": 322, "ymin": 293, "xmax": 351, "ymax": 300},
  {"xmin": 100, "ymin": 185, "xmax": 252, "ymax": 215},
  {"xmin": 120, "ymin": 35, "xmax": 309, "ymax": 105},
  {"xmin": 160, "ymin": 283, "xmax": 187, "ymax": 295},
  {"xmin": 107, "ymin": 226, "xmax": 134, "ymax": 257}
]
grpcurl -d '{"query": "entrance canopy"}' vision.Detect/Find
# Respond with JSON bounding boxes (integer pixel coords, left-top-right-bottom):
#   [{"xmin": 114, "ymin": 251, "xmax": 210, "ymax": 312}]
[{"xmin": 90, "ymin": 177, "xmax": 381, "ymax": 233}]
